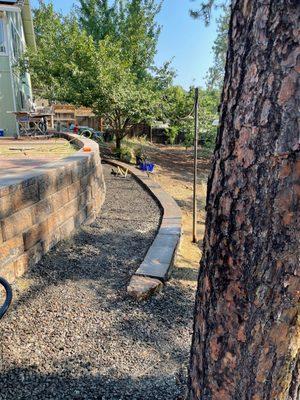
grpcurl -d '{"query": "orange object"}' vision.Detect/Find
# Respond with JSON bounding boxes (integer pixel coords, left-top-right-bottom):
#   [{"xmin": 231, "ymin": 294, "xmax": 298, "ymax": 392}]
[{"xmin": 83, "ymin": 146, "xmax": 92, "ymax": 152}]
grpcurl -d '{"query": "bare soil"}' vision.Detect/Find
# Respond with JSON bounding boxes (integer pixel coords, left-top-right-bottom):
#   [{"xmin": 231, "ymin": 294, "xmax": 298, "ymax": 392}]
[{"xmin": 139, "ymin": 144, "xmax": 211, "ymax": 289}]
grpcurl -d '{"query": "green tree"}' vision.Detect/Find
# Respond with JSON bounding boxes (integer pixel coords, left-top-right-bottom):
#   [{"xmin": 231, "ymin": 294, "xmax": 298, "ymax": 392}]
[
  {"xmin": 161, "ymin": 86, "xmax": 219, "ymax": 147},
  {"xmin": 206, "ymin": 9, "xmax": 230, "ymax": 90},
  {"xmin": 27, "ymin": 2, "xmax": 97, "ymax": 104},
  {"xmin": 162, "ymin": 85, "xmax": 194, "ymax": 144},
  {"xmin": 26, "ymin": 1, "xmax": 168, "ymax": 150},
  {"xmin": 77, "ymin": 0, "xmax": 116, "ymax": 41},
  {"xmin": 190, "ymin": 1, "xmax": 230, "ymax": 90},
  {"xmin": 119, "ymin": 0, "xmax": 162, "ymax": 78},
  {"xmin": 77, "ymin": 0, "xmax": 162, "ymax": 78},
  {"xmin": 163, "ymin": 86, "xmax": 194, "ymax": 123},
  {"xmin": 92, "ymin": 38, "xmax": 162, "ymax": 149},
  {"xmin": 198, "ymin": 88, "xmax": 219, "ymax": 147}
]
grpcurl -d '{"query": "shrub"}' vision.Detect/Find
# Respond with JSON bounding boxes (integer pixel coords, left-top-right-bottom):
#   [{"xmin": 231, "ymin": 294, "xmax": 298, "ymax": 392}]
[
  {"xmin": 114, "ymin": 146, "xmax": 134, "ymax": 163},
  {"xmin": 166, "ymin": 126, "xmax": 179, "ymax": 145}
]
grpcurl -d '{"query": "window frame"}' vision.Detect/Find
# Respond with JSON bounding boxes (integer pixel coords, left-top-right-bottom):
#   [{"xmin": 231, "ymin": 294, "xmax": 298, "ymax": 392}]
[
  {"xmin": 0, "ymin": 17, "xmax": 8, "ymax": 55},
  {"xmin": 8, "ymin": 12, "xmax": 25, "ymax": 62}
]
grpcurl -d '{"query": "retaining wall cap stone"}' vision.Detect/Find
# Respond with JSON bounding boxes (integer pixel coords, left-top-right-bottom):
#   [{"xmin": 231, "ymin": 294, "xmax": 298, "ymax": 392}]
[{"xmin": 103, "ymin": 158, "xmax": 182, "ymax": 287}]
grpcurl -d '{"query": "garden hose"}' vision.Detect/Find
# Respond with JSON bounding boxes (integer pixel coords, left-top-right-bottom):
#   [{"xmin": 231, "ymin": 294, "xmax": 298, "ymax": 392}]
[{"xmin": 0, "ymin": 277, "xmax": 12, "ymax": 319}]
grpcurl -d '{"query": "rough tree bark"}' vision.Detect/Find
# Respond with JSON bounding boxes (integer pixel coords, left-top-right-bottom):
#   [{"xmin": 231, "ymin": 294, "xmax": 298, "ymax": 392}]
[{"xmin": 189, "ymin": 1, "xmax": 300, "ymax": 399}]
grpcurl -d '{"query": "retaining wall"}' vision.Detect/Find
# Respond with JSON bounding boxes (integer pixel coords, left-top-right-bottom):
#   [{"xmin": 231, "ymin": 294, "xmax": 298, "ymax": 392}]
[{"xmin": 0, "ymin": 133, "xmax": 106, "ymax": 282}]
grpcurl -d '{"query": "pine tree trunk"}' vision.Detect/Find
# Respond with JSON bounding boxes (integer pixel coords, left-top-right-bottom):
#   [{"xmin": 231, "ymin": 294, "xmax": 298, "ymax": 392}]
[{"xmin": 189, "ymin": 1, "xmax": 300, "ymax": 399}]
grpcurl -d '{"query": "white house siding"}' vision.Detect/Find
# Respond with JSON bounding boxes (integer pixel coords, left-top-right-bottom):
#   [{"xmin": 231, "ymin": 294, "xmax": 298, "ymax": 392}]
[{"xmin": 0, "ymin": 3, "xmax": 33, "ymax": 136}]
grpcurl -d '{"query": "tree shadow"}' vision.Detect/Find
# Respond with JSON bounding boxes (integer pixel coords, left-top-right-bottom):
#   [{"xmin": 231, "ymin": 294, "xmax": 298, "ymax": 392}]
[
  {"xmin": 0, "ymin": 366, "xmax": 187, "ymax": 400},
  {"xmin": 0, "ymin": 166, "xmax": 194, "ymax": 400}
]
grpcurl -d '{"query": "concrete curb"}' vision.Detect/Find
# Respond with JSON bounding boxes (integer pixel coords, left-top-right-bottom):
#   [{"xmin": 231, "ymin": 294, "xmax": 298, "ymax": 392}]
[{"xmin": 103, "ymin": 158, "xmax": 182, "ymax": 288}]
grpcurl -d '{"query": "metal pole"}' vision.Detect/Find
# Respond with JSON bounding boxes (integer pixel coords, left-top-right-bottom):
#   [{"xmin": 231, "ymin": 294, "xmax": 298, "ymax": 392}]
[{"xmin": 193, "ymin": 88, "xmax": 199, "ymax": 243}]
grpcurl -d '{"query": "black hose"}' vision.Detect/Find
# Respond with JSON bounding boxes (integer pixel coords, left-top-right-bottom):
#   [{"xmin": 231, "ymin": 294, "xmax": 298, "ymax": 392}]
[{"xmin": 0, "ymin": 277, "xmax": 12, "ymax": 319}]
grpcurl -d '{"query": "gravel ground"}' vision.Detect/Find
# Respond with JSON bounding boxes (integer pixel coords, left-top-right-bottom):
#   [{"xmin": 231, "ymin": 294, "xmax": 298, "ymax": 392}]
[{"xmin": 0, "ymin": 164, "xmax": 195, "ymax": 400}]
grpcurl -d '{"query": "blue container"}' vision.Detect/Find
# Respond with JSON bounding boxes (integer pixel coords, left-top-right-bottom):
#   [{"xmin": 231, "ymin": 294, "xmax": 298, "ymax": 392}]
[
  {"xmin": 140, "ymin": 162, "xmax": 155, "ymax": 172},
  {"xmin": 147, "ymin": 163, "xmax": 154, "ymax": 172},
  {"xmin": 0, "ymin": 130, "xmax": 4, "ymax": 137}
]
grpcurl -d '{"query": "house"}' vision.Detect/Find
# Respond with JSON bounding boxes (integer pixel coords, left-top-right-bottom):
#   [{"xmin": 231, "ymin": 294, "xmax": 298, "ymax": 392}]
[
  {"xmin": 129, "ymin": 121, "xmax": 171, "ymax": 144},
  {"xmin": 0, "ymin": 0, "xmax": 35, "ymax": 136},
  {"xmin": 75, "ymin": 106, "xmax": 102, "ymax": 131},
  {"xmin": 52, "ymin": 104, "xmax": 102, "ymax": 131}
]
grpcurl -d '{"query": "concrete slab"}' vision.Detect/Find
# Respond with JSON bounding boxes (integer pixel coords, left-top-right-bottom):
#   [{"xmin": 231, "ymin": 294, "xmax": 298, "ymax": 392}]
[
  {"xmin": 135, "ymin": 260, "xmax": 171, "ymax": 281},
  {"xmin": 159, "ymin": 225, "xmax": 182, "ymax": 236},
  {"xmin": 159, "ymin": 219, "xmax": 182, "ymax": 236}
]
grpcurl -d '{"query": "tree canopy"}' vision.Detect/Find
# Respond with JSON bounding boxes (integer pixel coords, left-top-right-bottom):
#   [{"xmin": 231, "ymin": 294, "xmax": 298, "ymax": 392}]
[
  {"xmin": 77, "ymin": 0, "xmax": 116, "ymax": 42},
  {"xmin": 206, "ymin": 9, "xmax": 229, "ymax": 90},
  {"xmin": 77, "ymin": 0, "xmax": 162, "ymax": 78},
  {"xmin": 26, "ymin": 0, "xmax": 169, "ymax": 148},
  {"xmin": 190, "ymin": 1, "xmax": 230, "ymax": 90},
  {"xmin": 161, "ymin": 86, "xmax": 219, "ymax": 147},
  {"xmin": 24, "ymin": 0, "xmax": 222, "ymax": 149}
]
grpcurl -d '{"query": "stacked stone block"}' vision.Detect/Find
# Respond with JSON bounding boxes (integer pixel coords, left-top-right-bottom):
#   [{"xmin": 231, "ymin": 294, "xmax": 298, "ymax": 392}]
[{"xmin": 0, "ymin": 134, "xmax": 105, "ymax": 282}]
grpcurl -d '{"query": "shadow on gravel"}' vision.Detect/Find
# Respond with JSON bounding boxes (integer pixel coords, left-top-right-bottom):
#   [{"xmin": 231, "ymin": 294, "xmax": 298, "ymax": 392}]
[
  {"xmin": 0, "ymin": 366, "xmax": 187, "ymax": 400},
  {"xmin": 7, "ymin": 227, "xmax": 155, "ymax": 312},
  {"xmin": 0, "ymin": 167, "xmax": 195, "ymax": 400}
]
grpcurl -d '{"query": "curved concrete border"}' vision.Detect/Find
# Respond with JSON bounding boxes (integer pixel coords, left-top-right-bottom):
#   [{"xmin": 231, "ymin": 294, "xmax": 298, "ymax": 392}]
[
  {"xmin": 0, "ymin": 133, "xmax": 105, "ymax": 283},
  {"xmin": 104, "ymin": 159, "xmax": 182, "ymax": 287}
]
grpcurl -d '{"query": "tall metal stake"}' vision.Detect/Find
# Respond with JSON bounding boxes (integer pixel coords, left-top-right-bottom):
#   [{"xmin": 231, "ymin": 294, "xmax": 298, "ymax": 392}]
[{"xmin": 193, "ymin": 88, "xmax": 199, "ymax": 243}]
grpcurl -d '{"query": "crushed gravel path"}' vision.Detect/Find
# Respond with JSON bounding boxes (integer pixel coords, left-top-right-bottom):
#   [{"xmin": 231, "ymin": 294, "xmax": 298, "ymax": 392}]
[{"xmin": 0, "ymin": 164, "xmax": 195, "ymax": 400}]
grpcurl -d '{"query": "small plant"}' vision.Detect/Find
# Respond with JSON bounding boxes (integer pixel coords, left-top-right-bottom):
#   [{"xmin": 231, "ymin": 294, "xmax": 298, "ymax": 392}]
[
  {"xmin": 134, "ymin": 146, "xmax": 147, "ymax": 165},
  {"xmin": 184, "ymin": 133, "xmax": 194, "ymax": 149},
  {"xmin": 166, "ymin": 126, "xmax": 179, "ymax": 145},
  {"xmin": 114, "ymin": 146, "xmax": 134, "ymax": 163},
  {"xmin": 134, "ymin": 146, "xmax": 143, "ymax": 157},
  {"xmin": 130, "ymin": 135, "xmax": 149, "ymax": 146}
]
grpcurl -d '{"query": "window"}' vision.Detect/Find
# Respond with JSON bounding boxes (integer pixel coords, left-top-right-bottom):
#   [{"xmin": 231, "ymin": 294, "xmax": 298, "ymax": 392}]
[
  {"xmin": 10, "ymin": 21, "xmax": 22, "ymax": 60},
  {"xmin": 7, "ymin": 11, "xmax": 24, "ymax": 61},
  {"xmin": 0, "ymin": 19, "xmax": 6, "ymax": 54},
  {"xmin": 19, "ymin": 90, "xmax": 25, "ymax": 110}
]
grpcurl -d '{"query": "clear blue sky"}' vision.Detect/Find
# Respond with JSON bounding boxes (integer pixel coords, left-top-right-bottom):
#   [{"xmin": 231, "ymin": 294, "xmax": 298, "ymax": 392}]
[{"xmin": 31, "ymin": 0, "xmax": 220, "ymax": 89}]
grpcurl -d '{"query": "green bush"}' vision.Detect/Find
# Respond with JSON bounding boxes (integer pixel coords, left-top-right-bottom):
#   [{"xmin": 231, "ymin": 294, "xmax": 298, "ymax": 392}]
[
  {"xmin": 166, "ymin": 126, "xmax": 179, "ymax": 145},
  {"xmin": 114, "ymin": 146, "xmax": 133, "ymax": 163}
]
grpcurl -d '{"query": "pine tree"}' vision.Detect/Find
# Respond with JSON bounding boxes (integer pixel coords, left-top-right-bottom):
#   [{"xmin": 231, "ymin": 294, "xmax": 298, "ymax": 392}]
[{"xmin": 189, "ymin": 0, "xmax": 300, "ymax": 398}]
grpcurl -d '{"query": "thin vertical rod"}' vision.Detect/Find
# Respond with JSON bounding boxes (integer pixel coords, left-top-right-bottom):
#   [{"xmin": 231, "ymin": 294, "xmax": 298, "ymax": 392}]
[{"xmin": 193, "ymin": 87, "xmax": 199, "ymax": 243}]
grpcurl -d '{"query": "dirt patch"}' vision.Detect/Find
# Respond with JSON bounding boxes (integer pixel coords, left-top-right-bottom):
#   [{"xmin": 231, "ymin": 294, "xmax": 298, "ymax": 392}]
[{"xmin": 139, "ymin": 144, "xmax": 211, "ymax": 288}]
